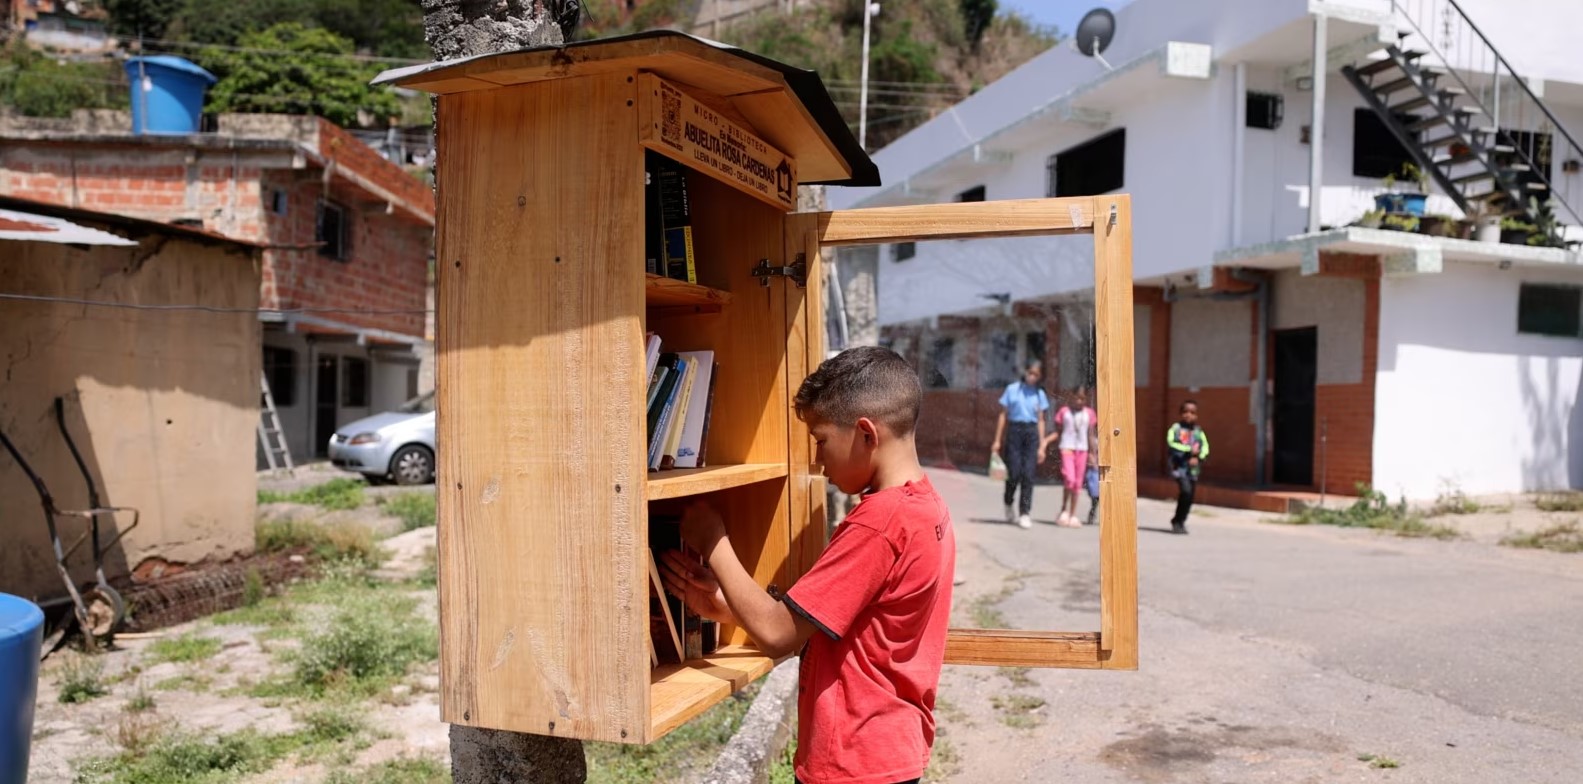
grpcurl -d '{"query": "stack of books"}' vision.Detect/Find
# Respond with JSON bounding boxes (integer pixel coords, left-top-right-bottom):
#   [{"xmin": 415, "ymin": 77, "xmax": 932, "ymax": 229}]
[
  {"xmin": 645, "ymin": 151, "xmax": 697, "ymax": 284},
  {"xmin": 645, "ymin": 332, "xmax": 718, "ymax": 471}
]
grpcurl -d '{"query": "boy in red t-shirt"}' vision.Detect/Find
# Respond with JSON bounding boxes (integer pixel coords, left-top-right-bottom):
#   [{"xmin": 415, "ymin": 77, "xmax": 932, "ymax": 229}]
[{"xmin": 661, "ymin": 346, "xmax": 955, "ymax": 784}]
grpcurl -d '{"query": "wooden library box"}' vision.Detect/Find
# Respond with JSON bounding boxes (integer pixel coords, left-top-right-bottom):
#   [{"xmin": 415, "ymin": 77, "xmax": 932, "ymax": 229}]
[{"xmin": 383, "ymin": 31, "xmax": 1138, "ymax": 745}]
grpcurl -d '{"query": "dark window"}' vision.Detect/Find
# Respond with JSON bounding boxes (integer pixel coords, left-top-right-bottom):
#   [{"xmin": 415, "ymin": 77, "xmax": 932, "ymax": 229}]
[
  {"xmin": 262, "ymin": 346, "xmax": 296, "ymax": 407},
  {"xmin": 342, "ymin": 357, "xmax": 370, "ymax": 407},
  {"xmin": 1025, "ymin": 330, "xmax": 1047, "ymax": 370},
  {"xmin": 270, "ymin": 189, "xmax": 288, "ymax": 215},
  {"xmin": 316, "ymin": 201, "xmax": 349, "ymax": 261},
  {"xmin": 1246, "ymin": 92, "xmax": 1284, "ymax": 130},
  {"xmin": 1518, "ymin": 283, "xmax": 1581, "ymax": 337},
  {"xmin": 1045, "ymin": 153, "xmax": 1059, "ymax": 197},
  {"xmin": 1352, "ymin": 109, "xmax": 1419, "ymax": 178},
  {"xmin": 981, "ymin": 331, "xmax": 1019, "ymax": 389},
  {"xmin": 894, "ymin": 242, "xmax": 916, "ymax": 262},
  {"xmin": 956, "ymin": 185, "xmax": 986, "ymax": 202},
  {"xmin": 1053, "ymin": 129, "xmax": 1125, "ymax": 197},
  {"xmin": 926, "ymin": 337, "xmax": 955, "ymax": 389}
]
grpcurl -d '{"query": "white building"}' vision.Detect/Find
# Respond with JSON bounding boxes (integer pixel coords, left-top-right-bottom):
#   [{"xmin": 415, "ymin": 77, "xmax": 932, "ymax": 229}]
[{"xmin": 829, "ymin": 0, "xmax": 1583, "ymax": 501}]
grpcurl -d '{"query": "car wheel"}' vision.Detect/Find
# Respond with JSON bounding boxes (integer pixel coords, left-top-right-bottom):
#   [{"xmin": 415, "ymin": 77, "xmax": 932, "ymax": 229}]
[{"xmin": 390, "ymin": 445, "xmax": 435, "ymax": 486}]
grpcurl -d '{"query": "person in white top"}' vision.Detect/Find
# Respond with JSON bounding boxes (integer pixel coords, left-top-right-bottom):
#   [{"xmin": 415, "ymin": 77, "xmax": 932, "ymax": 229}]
[{"xmin": 1043, "ymin": 388, "xmax": 1097, "ymax": 528}]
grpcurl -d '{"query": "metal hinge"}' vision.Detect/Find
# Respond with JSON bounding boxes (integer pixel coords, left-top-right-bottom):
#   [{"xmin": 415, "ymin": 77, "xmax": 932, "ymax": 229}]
[{"xmin": 751, "ymin": 254, "xmax": 807, "ymax": 288}]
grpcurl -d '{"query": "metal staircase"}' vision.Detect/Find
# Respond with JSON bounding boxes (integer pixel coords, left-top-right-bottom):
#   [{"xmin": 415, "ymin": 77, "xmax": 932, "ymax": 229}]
[{"xmin": 1340, "ymin": 0, "xmax": 1581, "ymax": 242}]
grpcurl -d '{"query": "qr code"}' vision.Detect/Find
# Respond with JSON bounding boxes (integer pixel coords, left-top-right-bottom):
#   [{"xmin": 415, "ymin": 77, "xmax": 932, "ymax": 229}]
[{"xmin": 661, "ymin": 86, "xmax": 682, "ymax": 147}]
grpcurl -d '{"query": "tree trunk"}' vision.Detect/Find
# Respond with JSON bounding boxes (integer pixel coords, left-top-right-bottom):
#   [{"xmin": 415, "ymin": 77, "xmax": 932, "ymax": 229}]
[{"xmin": 423, "ymin": 2, "xmax": 587, "ymax": 781}]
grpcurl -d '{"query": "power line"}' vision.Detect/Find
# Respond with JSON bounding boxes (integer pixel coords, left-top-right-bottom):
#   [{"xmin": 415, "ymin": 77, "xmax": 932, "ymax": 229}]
[
  {"xmin": 0, "ymin": 292, "xmax": 430, "ymax": 316},
  {"xmin": 110, "ymin": 34, "xmax": 424, "ymax": 65}
]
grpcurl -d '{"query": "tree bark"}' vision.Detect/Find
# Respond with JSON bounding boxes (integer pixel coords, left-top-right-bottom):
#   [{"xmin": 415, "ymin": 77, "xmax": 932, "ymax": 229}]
[{"xmin": 423, "ymin": 3, "xmax": 587, "ymax": 781}]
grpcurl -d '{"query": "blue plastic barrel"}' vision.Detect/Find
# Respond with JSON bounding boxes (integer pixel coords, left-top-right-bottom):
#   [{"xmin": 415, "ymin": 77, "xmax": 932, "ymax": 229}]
[
  {"xmin": 0, "ymin": 594, "xmax": 43, "ymax": 784},
  {"xmin": 123, "ymin": 55, "xmax": 217, "ymax": 135}
]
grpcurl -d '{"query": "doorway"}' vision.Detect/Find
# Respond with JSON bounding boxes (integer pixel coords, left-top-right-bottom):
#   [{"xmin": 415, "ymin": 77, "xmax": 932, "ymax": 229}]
[
  {"xmin": 315, "ymin": 354, "xmax": 340, "ymax": 456},
  {"xmin": 1271, "ymin": 327, "xmax": 1317, "ymax": 486}
]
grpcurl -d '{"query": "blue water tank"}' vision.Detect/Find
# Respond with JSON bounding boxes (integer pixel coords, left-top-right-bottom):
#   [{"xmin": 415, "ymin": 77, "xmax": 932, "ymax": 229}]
[
  {"xmin": 124, "ymin": 55, "xmax": 217, "ymax": 135},
  {"xmin": 0, "ymin": 594, "xmax": 43, "ymax": 784}
]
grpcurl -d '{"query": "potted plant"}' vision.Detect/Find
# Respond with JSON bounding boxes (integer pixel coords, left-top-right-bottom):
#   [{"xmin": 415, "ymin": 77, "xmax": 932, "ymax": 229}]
[
  {"xmin": 1501, "ymin": 215, "xmax": 1535, "ymax": 245},
  {"xmin": 1420, "ymin": 213, "xmax": 1459, "ymax": 237},
  {"xmin": 1354, "ymin": 208, "xmax": 1385, "ymax": 229},
  {"xmin": 1382, "ymin": 213, "xmax": 1420, "ymax": 232},
  {"xmin": 1375, "ymin": 162, "xmax": 1430, "ymax": 216},
  {"xmin": 1526, "ymin": 197, "xmax": 1565, "ymax": 248},
  {"xmin": 1465, "ymin": 200, "xmax": 1503, "ymax": 243}
]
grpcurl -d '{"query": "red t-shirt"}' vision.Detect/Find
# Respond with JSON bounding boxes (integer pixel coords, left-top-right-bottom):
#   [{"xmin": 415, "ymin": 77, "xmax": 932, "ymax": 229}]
[{"xmin": 784, "ymin": 475, "xmax": 955, "ymax": 784}]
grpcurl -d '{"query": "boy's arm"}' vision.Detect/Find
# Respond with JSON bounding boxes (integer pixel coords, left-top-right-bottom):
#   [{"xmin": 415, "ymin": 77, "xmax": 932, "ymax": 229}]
[
  {"xmin": 1197, "ymin": 431, "xmax": 1210, "ymax": 460},
  {"xmin": 1166, "ymin": 424, "xmax": 1190, "ymax": 453},
  {"xmin": 991, "ymin": 408, "xmax": 1007, "ymax": 453},
  {"xmin": 681, "ymin": 504, "xmax": 816, "ymax": 658}
]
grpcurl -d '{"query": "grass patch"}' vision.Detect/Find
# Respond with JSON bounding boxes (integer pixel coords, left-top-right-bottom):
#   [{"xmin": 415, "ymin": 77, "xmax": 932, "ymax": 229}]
[
  {"xmin": 57, "ymin": 653, "xmax": 108, "ymax": 704},
  {"xmin": 1282, "ymin": 485, "xmax": 1459, "ymax": 540},
  {"xmin": 585, "ymin": 683, "xmax": 759, "ymax": 784},
  {"xmin": 966, "ymin": 572, "xmax": 1030, "ymax": 629},
  {"xmin": 212, "ymin": 597, "xmax": 296, "ymax": 628},
  {"xmin": 1501, "ymin": 521, "xmax": 1583, "ymax": 554},
  {"xmin": 145, "ymin": 633, "xmax": 222, "ymax": 664},
  {"xmin": 77, "ymin": 730, "xmax": 294, "ymax": 783},
  {"xmin": 324, "ymin": 757, "xmax": 450, "ymax": 784},
  {"xmin": 926, "ymin": 735, "xmax": 961, "ymax": 782},
  {"xmin": 152, "ymin": 674, "xmax": 213, "ymax": 693},
  {"xmin": 1535, "ymin": 492, "xmax": 1583, "ymax": 512},
  {"xmin": 1428, "ymin": 485, "xmax": 1482, "ymax": 516},
  {"xmin": 1358, "ymin": 753, "xmax": 1401, "ymax": 769},
  {"xmin": 291, "ymin": 602, "xmax": 438, "ymax": 696},
  {"xmin": 380, "ymin": 492, "xmax": 437, "ymax": 531},
  {"xmin": 258, "ymin": 478, "xmax": 366, "ymax": 510},
  {"xmin": 126, "ymin": 688, "xmax": 156, "ymax": 713},
  {"xmin": 990, "ymin": 693, "xmax": 1046, "ymax": 729},
  {"xmin": 257, "ymin": 518, "xmax": 382, "ymax": 567},
  {"xmin": 997, "ymin": 667, "xmax": 1034, "ymax": 688}
]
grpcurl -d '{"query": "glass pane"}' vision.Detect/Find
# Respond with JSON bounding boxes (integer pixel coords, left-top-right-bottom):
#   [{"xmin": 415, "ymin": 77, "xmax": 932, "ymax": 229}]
[{"xmin": 829, "ymin": 233, "xmax": 1101, "ymax": 632}]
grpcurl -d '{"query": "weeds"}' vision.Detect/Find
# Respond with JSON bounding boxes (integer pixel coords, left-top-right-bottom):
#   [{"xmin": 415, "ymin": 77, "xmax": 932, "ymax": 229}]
[
  {"xmin": 990, "ymin": 693, "xmax": 1046, "ymax": 729},
  {"xmin": 242, "ymin": 567, "xmax": 266, "ymax": 607},
  {"xmin": 1283, "ymin": 485, "xmax": 1459, "ymax": 540},
  {"xmin": 57, "ymin": 652, "xmax": 108, "ymax": 703},
  {"xmin": 76, "ymin": 730, "xmax": 289, "ymax": 784},
  {"xmin": 212, "ymin": 598, "xmax": 296, "ymax": 628},
  {"xmin": 1535, "ymin": 492, "xmax": 1583, "ymax": 512},
  {"xmin": 1358, "ymin": 753, "xmax": 1401, "ymax": 769},
  {"xmin": 287, "ymin": 592, "xmax": 437, "ymax": 697},
  {"xmin": 585, "ymin": 684, "xmax": 758, "ymax": 784},
  {"xmin": 380, "ymin": 492, "xmax": 437, "ymax": 531},
  {"xmin": 1501, "ymin": 521, "xmax": 1583, "ymax": 554},
  {"xmin": 152, "ymin": 674, "xmax": 212, "ymax": 693},
  {"xmin": 125, "ymin": 687, "xmax": 156, "ymax": 713},
  {"xmin": 145, "ymin": 633, "xmax": 222, "ymax": 664},
  {"xmin": 324, "ymin": 757, "xmax": 450, "ymax": 784},
  {"xmin": 768, "ymin": 734, "xmax": 797, "ymax": 784},
  {"xmin": 998, "ymin": 667, "xmax": 1035, "ymax": 688},
  {"xmin": 1428, "ymin": 485, "xmax": 1482, "ymax": 516},
  {"xmin": 256, "ymin": 518, "xmax": 382, "ymax": 567},
  {"xmin": 113, "ymin": 710, "xmax": 166, "ymax": 756},
  {"xmin": 966, "ymin": 572, "xmax": 1030, "ymax": 629},
  {"xmin": 258, "ymin": 478, "xmax": 366, "ymax": 510}
]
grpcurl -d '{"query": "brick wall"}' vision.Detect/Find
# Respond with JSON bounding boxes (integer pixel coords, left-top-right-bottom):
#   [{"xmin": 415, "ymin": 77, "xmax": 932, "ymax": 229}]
[
  {"xmin": 1310, "ymin": 252, "xmax": 1381, "ymax": 493},
  {"xmin": 1135, "ymin": 287, "xmax": 1172, "ymax": 476}
]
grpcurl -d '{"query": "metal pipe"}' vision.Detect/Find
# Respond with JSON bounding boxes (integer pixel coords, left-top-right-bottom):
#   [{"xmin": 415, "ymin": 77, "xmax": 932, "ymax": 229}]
[
  {"xmin": 859, "ymin": 2, "xmax": 879, "ymax": 150},
  {"xmin": 1307, "ymin": 12, "xmax": 1327, "ymax": 233},
  {"xmin": 1320, "ymin": 416, "xmax": 1329, "ymax": 504},
  {"xmin": 1232, "ymin": 62, "xmax": 1246, "ymax": 248}
]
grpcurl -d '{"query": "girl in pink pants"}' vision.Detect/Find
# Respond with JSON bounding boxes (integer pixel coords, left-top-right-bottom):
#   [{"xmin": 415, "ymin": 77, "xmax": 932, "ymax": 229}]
[{"xmin": 1046, "ymin": 390, "xmax": 1097, "ymax": 528}]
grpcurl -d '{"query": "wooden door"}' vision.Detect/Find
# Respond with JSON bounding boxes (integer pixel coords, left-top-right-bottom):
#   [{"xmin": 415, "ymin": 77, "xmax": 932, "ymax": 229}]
[{"xmin": 787, "ymin": 196, "xmax": 1139, "ymax": 670}]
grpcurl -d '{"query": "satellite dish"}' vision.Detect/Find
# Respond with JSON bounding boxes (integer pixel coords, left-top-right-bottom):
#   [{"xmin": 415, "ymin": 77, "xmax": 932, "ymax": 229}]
[{"xmin": 1075, "ymin": 7, "xmax": 1116, "ymax": 70}]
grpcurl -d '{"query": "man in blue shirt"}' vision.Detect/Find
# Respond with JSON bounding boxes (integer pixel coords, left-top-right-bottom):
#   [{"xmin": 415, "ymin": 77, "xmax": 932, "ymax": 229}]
[{"xmin": 991, "ymin": 360, "xmax": 1049, "ymax": 529}]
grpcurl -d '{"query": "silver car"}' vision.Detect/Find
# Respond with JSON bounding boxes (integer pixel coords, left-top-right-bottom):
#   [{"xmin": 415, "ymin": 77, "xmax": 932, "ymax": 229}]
[{"xmin": 327, "ymin": 392, "xmax": 436, "ymax": 485}]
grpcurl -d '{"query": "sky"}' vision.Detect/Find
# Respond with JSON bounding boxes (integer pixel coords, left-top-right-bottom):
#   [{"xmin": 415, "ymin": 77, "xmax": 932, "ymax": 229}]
[{"xmin": 1001, "ymin": 0, "xmax": 1134, "ymax": 38}]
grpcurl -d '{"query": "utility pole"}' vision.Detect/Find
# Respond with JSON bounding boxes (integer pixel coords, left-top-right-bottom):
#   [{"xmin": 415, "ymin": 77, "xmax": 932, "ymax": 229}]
[{"xmin": 859, "ymin": 2, "xmax": 880, "ymax": 150}]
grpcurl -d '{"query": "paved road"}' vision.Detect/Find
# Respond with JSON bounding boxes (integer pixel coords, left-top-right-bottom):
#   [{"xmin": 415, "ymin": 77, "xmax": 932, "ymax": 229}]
[{"xmin": 926, "ymin": 469, "xmax": 1583, "ymax": 783}]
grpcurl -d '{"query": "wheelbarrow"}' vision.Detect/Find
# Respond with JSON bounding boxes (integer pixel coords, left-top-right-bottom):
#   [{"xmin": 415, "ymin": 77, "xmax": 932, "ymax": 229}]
[{"xmin": 0, "ymin": 397, "xmax": 139, "ymax": 645}]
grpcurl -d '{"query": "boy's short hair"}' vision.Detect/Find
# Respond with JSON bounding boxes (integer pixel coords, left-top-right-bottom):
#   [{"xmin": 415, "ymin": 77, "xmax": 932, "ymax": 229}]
[
  {"xmin": 795, "ymin": 346, "xmax": 922, "ymax": 436},
  {"xmin": 1180, "ymin": 399, "xmax": 1198, "ymax": 412}
]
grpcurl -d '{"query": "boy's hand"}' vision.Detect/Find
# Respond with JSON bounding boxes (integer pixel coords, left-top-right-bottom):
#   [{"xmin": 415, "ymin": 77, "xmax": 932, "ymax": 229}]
[
  {"xmin": 1037, "ymin": 447, "xmax": 1047, "ymax": 465},
  {"xmin": 1189, "ymin": 456, "xmax": 1200, "ymax": 467},
  {"xmin": 680, "ymin": 502, "xmax": 727, "ymax": 560},
  {"xmin": 990, "ymin": 440, "xmax": 1001, "ymax": 455},
  {"xmin": 658, "ymin": 549, "xmax": 735, "ymax": 624}
]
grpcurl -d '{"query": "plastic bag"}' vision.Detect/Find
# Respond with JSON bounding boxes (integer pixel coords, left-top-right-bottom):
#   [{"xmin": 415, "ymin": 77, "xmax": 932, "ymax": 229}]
[
  {"xmin": 1085, "ymin": 465, "xmax": 1100, "ymax": 499},
  {"xmin": 989, "ymin": 453, "xmax": 1007, "ymax": 481}
]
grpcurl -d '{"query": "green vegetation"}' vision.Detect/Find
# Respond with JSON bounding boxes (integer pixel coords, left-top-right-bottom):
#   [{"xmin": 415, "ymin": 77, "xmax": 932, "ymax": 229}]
[
  {"xmin": 997, "ymin": 666, "xmax": 1034, "ymax": 688},
  {"xmin": 57, "ymin": 653, "xmax": 109, "ymax": 704},
  {"xmin": 1358, "ymin": 753, "xmax": 1401, "ymax": 769},
  {"xmin": 768, "ymin": 734, "xmax": 797, "ymax": 784},
  {"xmin": 146, "ymin": 633, "xmax": 223, "ymax": 664},
  {"xmin": 290, "ymin": 598, "xmax": 438, "ymax": 695},
  {"xmin": 106, "ymin": 0, "xmax": 428, "ymax": 59},
  {"xmin": 126, "ymin": 687, "xmax": 157, "ymax": 713},
  {"xmin": 1280, "ymin": 485, "xmax": 1460, "ymax": 540},
  {"xmin": 990, "ymin": 693, "xmax": 1046, "ymax": 729},
  {"xmin": 258, "ymin": 477, "xmax": 366, "ymax": 510},
  {"xmin": 77, "ymin": 710, "xmax": 369, "ymax": 784},
  {"xmin": 1535, "ymin": 492, "xmax": 1583, "ymax": 512},
  {"xmin": 324, "ymin": 757, "xmax": 451, "ymax": 784},
  {"xmin": 1428, "ymin": 485, "xmax": 1483, "ymax": 516},
  {"xmin": 0, "ymin": 43, "xmax": 128, "ymax": 118},
  {"xmin": 256, "ymin": 516, "xmax": 382, "ymax": 568},
  {"xmin": 585, "ymin": 686, "xmax": 758, "ymax": 784},
  {"xmin": 1501, "ymin": 521, "xmax": 1583, "ymax": 554},
  {"xmin": 380, "ymin": 491, "xmax": 437, "ymax": 531},
  {"xmin": 199, "ymin": 23, "xmax": 402, "ymax": 126}
]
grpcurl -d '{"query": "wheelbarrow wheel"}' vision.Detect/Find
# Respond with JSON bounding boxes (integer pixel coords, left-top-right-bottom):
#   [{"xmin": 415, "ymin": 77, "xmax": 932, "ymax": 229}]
[{"xmin": 79, "ymin": 585, "xmax": 124, "ymax": 642}]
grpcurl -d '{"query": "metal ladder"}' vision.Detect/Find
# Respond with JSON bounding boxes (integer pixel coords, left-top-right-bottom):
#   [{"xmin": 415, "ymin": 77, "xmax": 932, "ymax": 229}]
[{"xmin": 258, "ymin": 376, "xmax": 295, "ymax": 475}]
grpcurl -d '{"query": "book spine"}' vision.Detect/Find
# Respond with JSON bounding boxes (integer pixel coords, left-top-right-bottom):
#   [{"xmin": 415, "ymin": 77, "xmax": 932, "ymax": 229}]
[
  {"xmin": 696, "ymin": 362, "xmax": 720, "ymax": 468},
  {"xmin": 650, "ymin": 358, "xmax": 688, "ymax": 469}
]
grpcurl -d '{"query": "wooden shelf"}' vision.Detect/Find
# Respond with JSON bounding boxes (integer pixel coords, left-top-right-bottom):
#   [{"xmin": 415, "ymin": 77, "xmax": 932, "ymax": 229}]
[
  {"xmin": 647, "ymin": 463, "xmax": 788, "ymax": 500},
  {"xmin": 646, "ymin": 274, "xmax": 732, "ymax": 310},
  {"xmin": 650, "ymin": 645, "xmax": 781, "ymax": 740}
]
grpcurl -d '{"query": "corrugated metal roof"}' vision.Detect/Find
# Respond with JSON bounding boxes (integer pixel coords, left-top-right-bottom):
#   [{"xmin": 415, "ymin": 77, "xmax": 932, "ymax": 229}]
[
  {"xmin": 0, "ymin": 196, "xmax": 265, "ymax": 250},
  {"xmin": 0, "ymin": 208, "xmax": 137, "ymax": 246}
]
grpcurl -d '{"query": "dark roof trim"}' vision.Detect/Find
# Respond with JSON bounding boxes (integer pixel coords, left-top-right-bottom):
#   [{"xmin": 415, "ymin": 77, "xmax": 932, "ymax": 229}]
[
  {"xmin": 377, "ymin": 30, "xmax": 879, "ymax": 188},
  {"xmin": 0, "ymin": 195, "xmax": 266, "ymax": 252}
]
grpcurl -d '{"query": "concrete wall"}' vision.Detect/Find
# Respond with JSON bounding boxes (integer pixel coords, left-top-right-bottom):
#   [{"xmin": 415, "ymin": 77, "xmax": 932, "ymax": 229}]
[
  {"xmin": 0, "ymin": 233, "xmax": 261, "ymax": 601},
  {"xmin": 1374, "ymin": 260, "xmax": 1583, "ymax": 499}
]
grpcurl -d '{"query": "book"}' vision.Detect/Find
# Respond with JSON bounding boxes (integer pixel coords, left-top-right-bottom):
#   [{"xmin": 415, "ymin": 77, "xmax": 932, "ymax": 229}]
[
  {"xmin": 644, "ymin": 152, "xmax": 664, "ymax": 276},
  {"xmin": 649, "ymin": 517, "xmax": 686, "ymax": 661},
  {"xmin": 661, "ymin": 354, "xmax": 698, "ymax": 470},
  {"xmin": 658, "ymin": 158, "xmax": 696, "ymax": 284},
  {"xmin": 695, "ymin": 362, "xmax": 721, "ymax": 468},
  {"xmin": 646, "ymin": 365, "xmax": 669, "ymax": 411},
  {"xmin": 650, "ymin": 356, "xmax": 689, "ymax": 470},
  {"xmin": 644, "ymin": 332, "xmax": 662, "ymax": 381},
  {"xmin": 673, "ymin": 351, "xmax": 715, "ymax": 469},
  {"xmin": 646, "ymin": 353, "xmax": 681, "ymax": 444}
]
